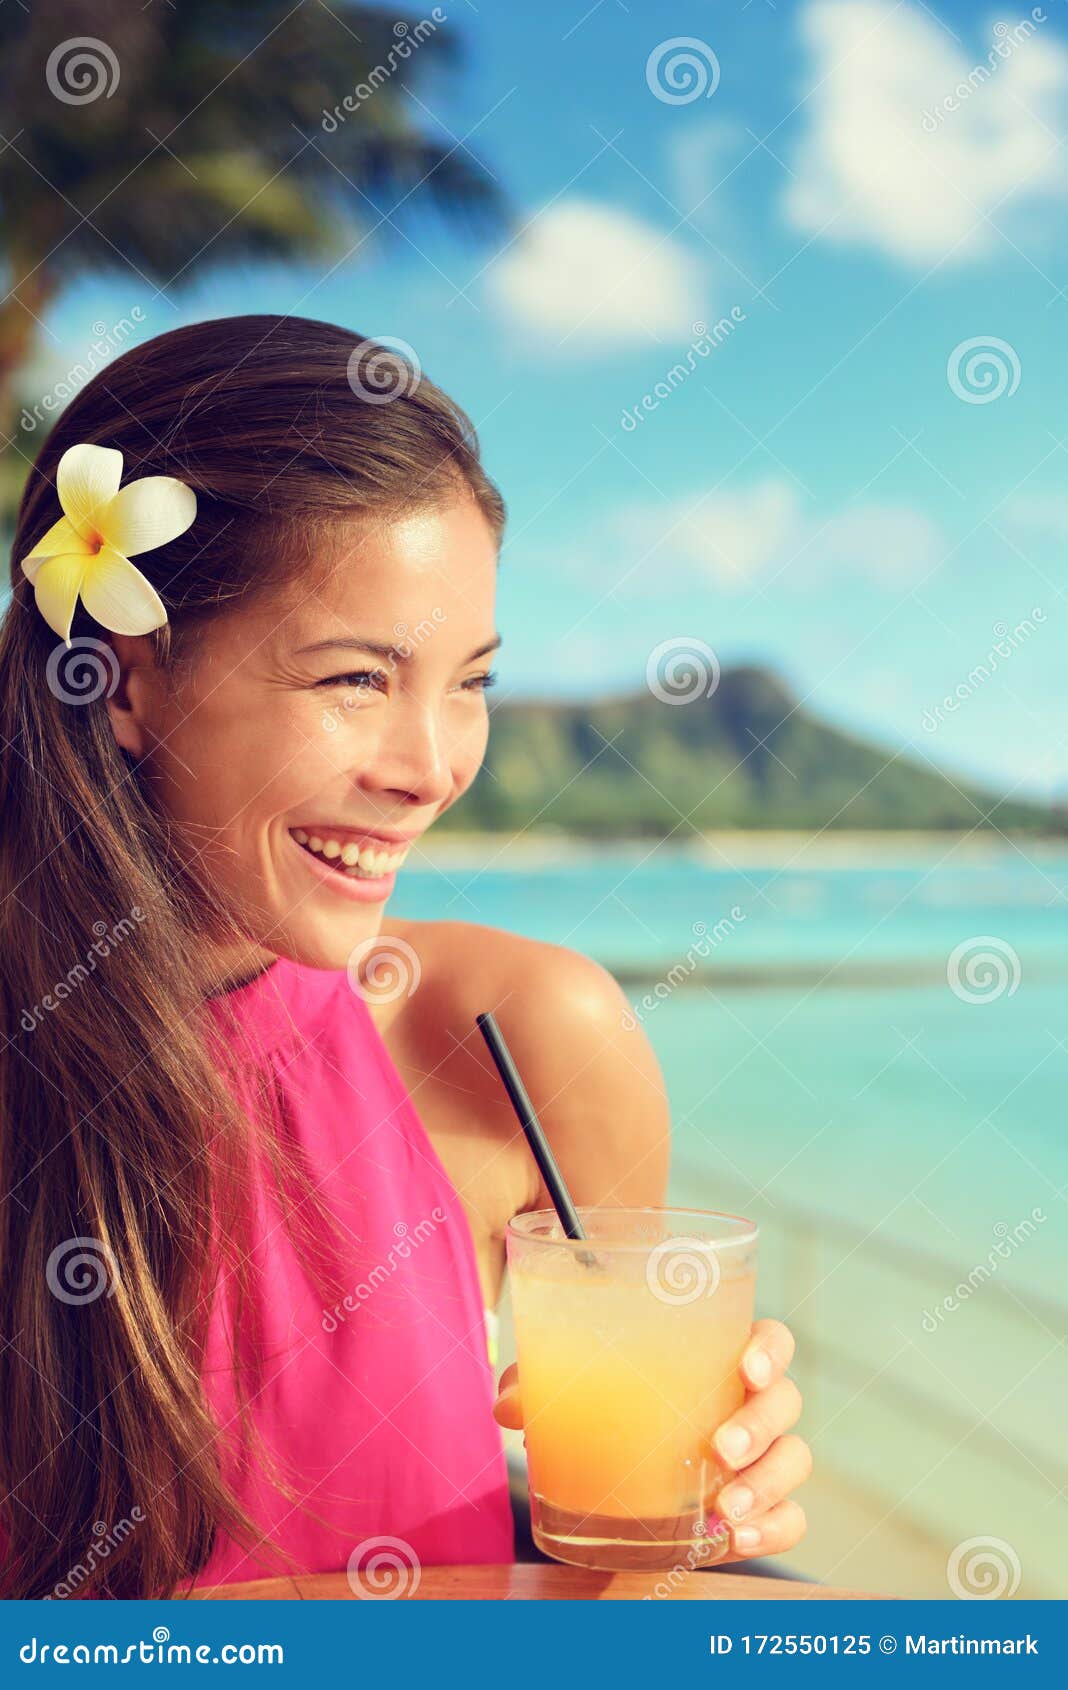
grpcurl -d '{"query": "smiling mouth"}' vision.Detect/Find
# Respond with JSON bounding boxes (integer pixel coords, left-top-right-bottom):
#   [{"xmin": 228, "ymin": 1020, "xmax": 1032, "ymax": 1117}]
[{"xmin": 290, "ymin": 828, "xmax": 411, "ymax": 879}]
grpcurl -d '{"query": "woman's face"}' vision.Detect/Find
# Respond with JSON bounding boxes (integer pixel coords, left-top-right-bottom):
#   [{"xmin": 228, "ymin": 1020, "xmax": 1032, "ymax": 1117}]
[{"xmin": 118, "ymin": 496, "xmax": 500, "ymax": 977}]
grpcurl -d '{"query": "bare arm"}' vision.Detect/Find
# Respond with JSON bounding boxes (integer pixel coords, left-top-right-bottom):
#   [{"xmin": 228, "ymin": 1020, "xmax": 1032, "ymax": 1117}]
[
  {"xmin": 486, "ymin": 935, "xmax": 810, "ymax": 1568},
  {"xmin": 478, "ymin": 939, "xmax": 672, "ymax": 1213}
]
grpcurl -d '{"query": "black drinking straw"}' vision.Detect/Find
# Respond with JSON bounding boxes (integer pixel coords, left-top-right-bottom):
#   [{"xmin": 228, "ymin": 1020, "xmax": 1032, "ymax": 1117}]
[{"xmin": 476, "ymin": 1010, "xmax": 599, "ymax": 1266}]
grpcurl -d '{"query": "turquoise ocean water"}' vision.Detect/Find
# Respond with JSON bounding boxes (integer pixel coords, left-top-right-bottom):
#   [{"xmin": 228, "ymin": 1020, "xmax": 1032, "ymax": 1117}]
[{"xmin": 393, "ymin": 840, "xmax": 1068, "ymax": 1264}]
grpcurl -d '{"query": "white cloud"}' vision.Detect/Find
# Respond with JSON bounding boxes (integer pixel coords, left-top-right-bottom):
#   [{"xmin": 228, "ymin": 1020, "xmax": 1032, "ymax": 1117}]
[
  {"xmin": 785, "ymin": 0, "xmax": 1068, "ymax": 266},
  {"xmin": 621, "ymin": 480, "xmax": 801, "ymax": 589},
  {"xmin": 484, "ymin": 199, "xmax": 706, "ymax": 349},
  {"xmin": 1001, "ymin": 491, "xmax": 1068, "ymax": 539},
  {"xmin": 613, "ymin": 479, "xmax": 945, "ymax": 592},
  {"xmin": 666, "ymin": 119, "xmax": 746, "ymax": 225},
  {"xmin": 816, "ymin": 502, "xmax": 946, "ymax": 584}
]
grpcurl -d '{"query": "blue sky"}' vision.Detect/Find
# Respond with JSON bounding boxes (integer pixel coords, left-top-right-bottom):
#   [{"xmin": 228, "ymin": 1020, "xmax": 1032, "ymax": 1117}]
[{"xmin": 28, "ymin": 0, "xmax": 1068, "ymax": 801}]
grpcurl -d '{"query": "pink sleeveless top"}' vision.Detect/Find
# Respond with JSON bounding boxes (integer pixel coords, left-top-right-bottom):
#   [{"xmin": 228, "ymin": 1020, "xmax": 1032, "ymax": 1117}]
[{"xmin": 190, "ymin": 956, "xmax": 514, "ymax": 1588}]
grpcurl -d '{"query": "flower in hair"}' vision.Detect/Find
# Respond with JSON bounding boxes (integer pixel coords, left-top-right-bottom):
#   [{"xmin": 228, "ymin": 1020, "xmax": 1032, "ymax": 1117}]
[{"xmin": 20, "ymin": 442, "xmax": 196, "ymax": 645}]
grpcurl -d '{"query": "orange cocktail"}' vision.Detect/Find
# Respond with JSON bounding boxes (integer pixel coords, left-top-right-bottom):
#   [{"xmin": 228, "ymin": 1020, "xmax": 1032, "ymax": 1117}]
[{"xmin": 507, "ymin": 1206, "xmax": 757, "ymax": 1570}]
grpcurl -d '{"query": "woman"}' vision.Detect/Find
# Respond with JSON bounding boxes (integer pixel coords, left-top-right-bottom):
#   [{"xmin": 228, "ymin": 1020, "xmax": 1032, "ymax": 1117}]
[{"xmin": 0, "ymin": 315, "xmax": 809, "ymax": 1598}]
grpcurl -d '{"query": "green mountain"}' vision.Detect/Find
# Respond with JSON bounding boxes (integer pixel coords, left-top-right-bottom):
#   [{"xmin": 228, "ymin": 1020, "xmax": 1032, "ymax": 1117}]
[{"xmin": 442, "ymin": 666, "xmax": 1056, "ymax": 836}]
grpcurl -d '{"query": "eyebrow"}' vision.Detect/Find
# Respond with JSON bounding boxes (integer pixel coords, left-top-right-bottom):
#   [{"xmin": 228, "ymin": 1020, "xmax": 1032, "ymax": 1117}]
[{"xmin": 294, "ymin": 633, "xmax": 503, "ymax": 664}]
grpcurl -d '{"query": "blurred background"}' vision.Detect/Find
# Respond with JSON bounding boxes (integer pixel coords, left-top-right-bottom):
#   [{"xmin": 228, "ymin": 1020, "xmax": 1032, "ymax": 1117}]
[{"xmin": 2, "ymin": 0, "xmax": 1065, "ymax": 1599}]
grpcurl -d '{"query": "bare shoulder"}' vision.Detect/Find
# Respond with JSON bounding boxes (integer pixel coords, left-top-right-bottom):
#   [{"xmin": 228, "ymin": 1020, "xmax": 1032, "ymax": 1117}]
[
  {"xmin": 392, "ymin": 916, "xmax": 631, "ymax": 1029},
  {"xmin": 393, "ymin": 918, "xmax": 672, "ymax": 1210}
]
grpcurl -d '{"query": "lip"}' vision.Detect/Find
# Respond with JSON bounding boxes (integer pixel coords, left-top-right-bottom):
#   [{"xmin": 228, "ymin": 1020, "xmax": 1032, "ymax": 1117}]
[
  {"xmin": 287, "ymin": 831, "xmax": 398, "ymax": 903},
  {"xmin": 289, "ymin": 824, "xmax": 420, "ymax": 847}
]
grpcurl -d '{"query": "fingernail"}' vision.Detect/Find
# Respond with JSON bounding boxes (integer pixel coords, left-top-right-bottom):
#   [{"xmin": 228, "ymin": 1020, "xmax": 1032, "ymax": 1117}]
[
  {"xmin": 715, "ymin": 1424, "xmax": 751, "ymax": 1463},
  {"xmin": 734, "ymin": 1525, "xmax": 761, "ymax": 1551},
  {"xmin": 745, "ymin": 1348, "xmax": 772, "ymax": 1386},
  {"xmin": 724, "ymin": 1486, "xmax": 754, "ymax": 1521}
]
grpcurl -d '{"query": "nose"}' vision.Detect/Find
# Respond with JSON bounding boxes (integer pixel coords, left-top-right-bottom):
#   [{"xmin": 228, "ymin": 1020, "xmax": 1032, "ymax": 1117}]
[{"xmin": 353, "ymin": 691, "xmax": 455, "ymax": 810}]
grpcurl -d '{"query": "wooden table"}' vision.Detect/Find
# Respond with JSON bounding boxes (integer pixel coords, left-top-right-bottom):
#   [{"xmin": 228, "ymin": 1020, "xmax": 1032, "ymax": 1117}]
[{"xmin": 193, "ymin": 1565, "xmax": 878, "ymax": 1601}]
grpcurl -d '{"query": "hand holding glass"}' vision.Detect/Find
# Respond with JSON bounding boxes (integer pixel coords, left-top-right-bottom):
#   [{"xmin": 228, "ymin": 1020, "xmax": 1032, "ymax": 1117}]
[{"xmin": 507, "ymin": 1205, "xmax": 758, "ymax": 1571}]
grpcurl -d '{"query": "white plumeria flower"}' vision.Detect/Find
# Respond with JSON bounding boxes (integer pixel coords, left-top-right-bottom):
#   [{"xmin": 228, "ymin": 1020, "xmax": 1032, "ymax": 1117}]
[{"xmin": 20, "ymin": 442, "xmax": 196, "ymax": 645}]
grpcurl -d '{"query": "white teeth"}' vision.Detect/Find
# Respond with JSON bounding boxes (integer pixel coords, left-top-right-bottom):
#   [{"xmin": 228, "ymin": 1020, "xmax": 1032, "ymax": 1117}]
[{"xmin": 292, "ymin": 829, "xmax": 409, "ymax": 877}]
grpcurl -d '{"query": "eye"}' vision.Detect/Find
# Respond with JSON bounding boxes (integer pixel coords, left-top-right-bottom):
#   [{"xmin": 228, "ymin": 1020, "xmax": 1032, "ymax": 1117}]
[
  {"xmin": 317, "ymin": 669, "xmax": 387, "ymax": 692},
  {"xmin": 314, "ymin": 667, "xmax": 498, "ymax": 695},
  {"xmin": 461, "ymin": 669, "xmax": 498, "ymax": 693}
]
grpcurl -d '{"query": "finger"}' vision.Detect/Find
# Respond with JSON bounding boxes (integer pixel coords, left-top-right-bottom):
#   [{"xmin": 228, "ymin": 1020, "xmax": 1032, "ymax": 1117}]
[
  {"xmin": 740, "ymin": 1319, "xmax": 796, "ymax": 1391},
  {"xmin": 492, "ymin": 1363, "xmax": 523, "ymax": 1431},
  {"xmin": 713, "ymin": 1375, "xmax": 802, "ymax": 1468},
  {"xmin": 728, "ymin": 1498, "xmax": 807, "ymax": 1560},
  {"xmin": 717, "ymin": 1434, "xmax": 812, "ymax": 1526},
  {"xmin": 492, "ymin": 1385, "xmax": 523, "ymax": 1430}
]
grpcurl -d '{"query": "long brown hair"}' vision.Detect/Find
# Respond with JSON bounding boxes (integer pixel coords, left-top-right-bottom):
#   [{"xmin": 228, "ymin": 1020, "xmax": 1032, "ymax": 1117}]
[{"xmin": 0, "ymin": 314, "xmax": 505, "ymax": 1598}]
